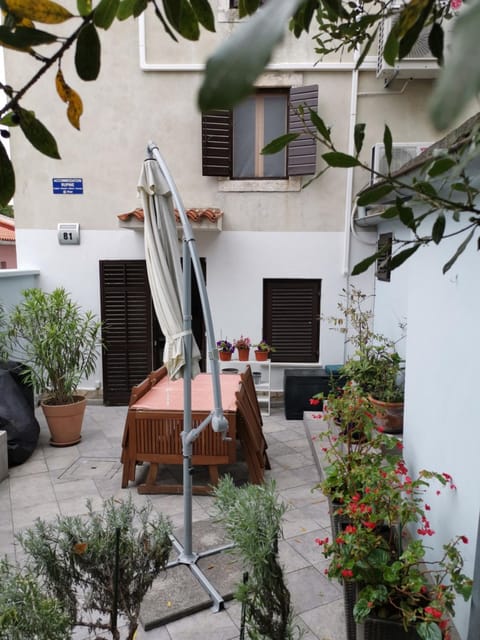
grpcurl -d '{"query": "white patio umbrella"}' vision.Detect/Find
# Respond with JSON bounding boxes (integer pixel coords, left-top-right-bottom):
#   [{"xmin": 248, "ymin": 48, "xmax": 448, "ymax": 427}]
[
  {"xmin": 138, "ymin": 158, "xmax": 201, "ymax": 380},
  {"xmin": 137, "ymin": 142, "xmax": 231, "ymax": 613}
]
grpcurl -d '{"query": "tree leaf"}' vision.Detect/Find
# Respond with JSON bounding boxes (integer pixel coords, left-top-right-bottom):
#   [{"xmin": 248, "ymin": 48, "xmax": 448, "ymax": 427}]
[
  {"xmin": 77, "ymin": 0, "xmax": 92, "ymax": 17},
  {"xmin": 75, "ymin": 22, "xmax": 101, "ymax": 81},
  {"xmin": 442, "ymin": 228, "xmax": 475, "ymax": 273},
  {"xmin": 428, "ymin": 21, "xmax": 444, "ymax": 63},
  {"xmin": 398, "ymin": 205, "xmax": 415, "ymax": 229},
  {"xmin": 56, "ymin": 70, "xmax": 83, "ymax": 129},
  {"xmin": 431, "ymin": 213, "xmax": 445, "ymax": 244},
  {"xmin": 0, "ymin": 139, "xmax": 15, "ymax": 207},
  {"xmin": 383, "ymin": 125, "xmax": 392, "ymax": 168},
  {"xmin": 430, "ymin": 2, "xmax": 480, "ymax": 130},
  {"xmin": 190, "ymin": 0, "xmax": 215, "ymax": 32},
  {"xmin": 354, "ymin": 123, "xmax": 365, "ymax": 156},
  {"xmin": 94, "ymin": 0, "xmax": 120, "ymax": 29},
  {"xmin": 4, "ymin": 0, "xmax": 74, "ymax": 24},
  {"xmin": 117, "ymin": 0, "xmax": 146, "ymax": 19},
  {"xmin": 198, "ymin": 0, "xmax": 304, "ymax": 111},
  {"xmin": 162, "ymin": 0, "xmax": 200, "ymax": 41},
  {"xmin": 414, "ymin": 180, "xmax": 437, "ymax": 197},
  {"xmin": 351, "ymin": 250, "xmax": 384, "ymax": 276},
  {"xmin": 309, "ymin": 109, "xmax": 331, "ymax": 142},
  {"xmin": 117, "ymin": 0, "xmax": 135, "ymax": 20},
  {"xmin": 0, "ymin": 25, "xmax": 57, "ymax": 48},
  {"xmin": 262, "ymin": 133, "xmax": 298, "ymax": 155},
  {"xmin": 383, "ymin": 27, "xmax": 399, "ymax": 67},
  {"xmin": 427, "ymin": 156, "xmax": 456, "ymax": 177},
  {"xmin": 389, "ymin": 245, "xmax": 420, "ymax": 270},
  {"xmin": 416, "ymin": 621, "xmax": 443, "ymax": 640},
  {"xmin": 381, "ymin": 205, "xmax": 400, "ymax": 219},
  {"xmin": 322, "ymin": 151, "xmax": 361, "ymax": 168},
  {"xmin": 18, "ymin": 107, "xmax": 60, "ymax": 158},
  {"xmin": 357, "ymin": 183, "xmax": 393, "ymax": 206}
]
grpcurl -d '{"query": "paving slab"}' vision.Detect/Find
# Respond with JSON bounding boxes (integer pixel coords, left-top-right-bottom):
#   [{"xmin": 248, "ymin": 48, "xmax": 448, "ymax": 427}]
[{"xmin": 140, "ymin": 520, "xmax": 242, "ymax": 630}]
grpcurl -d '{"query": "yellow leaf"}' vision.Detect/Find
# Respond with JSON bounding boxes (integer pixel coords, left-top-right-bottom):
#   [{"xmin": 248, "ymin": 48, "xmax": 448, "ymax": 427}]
[
  {"xmin": 67, "ymin": 90, "xmax": 83, "ymax": 130},
  {"xmin": 5, "ymin": 0, "xmax": 73, "ymax": 24},
  {"xmin": 55, "ymin": 70, "xmax": 83, "ymax": 130},
  {"xmin": 55, "ymin": 69, "xmax": 69, "ymax": 103}
]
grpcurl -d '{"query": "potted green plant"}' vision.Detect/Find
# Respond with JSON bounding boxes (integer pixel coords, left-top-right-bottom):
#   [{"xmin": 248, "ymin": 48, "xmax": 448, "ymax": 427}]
[
  {"xmin": 253, "ymin": 339, "xmax": 276, "ymax": 361},
  {"xmin": 234, "ymin": 335, "xmax": 251, "ymax": 361},
  {"xmin": 4, "ymin": 287, "xmax": 102, "ymax": 447},
  {"xmin": 317, "ymin": 468, "xmax": 472, "ymax": 640},
  {"xmin": 342, "ymin": 343, "xmax": 405, "ymax": 433},
  {"xmin": 216, "ymin": 338, "xmax": 234, "ymax": 361}
]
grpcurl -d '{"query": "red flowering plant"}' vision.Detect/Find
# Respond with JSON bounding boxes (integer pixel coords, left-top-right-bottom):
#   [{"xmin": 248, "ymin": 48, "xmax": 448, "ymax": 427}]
[
  {"xmin": 317, "ymin": 467, "xmax": 473, "ymax": 640},
  {"xmin": 312, "ymin": 383, "xmax": 404, "ymax": 505}
]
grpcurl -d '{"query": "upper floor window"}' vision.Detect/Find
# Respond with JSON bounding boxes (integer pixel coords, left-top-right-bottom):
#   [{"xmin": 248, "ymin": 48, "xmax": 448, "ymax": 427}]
[{"xmin": 202, "ymin": 84, "xmax": 318, "ymax": 180}]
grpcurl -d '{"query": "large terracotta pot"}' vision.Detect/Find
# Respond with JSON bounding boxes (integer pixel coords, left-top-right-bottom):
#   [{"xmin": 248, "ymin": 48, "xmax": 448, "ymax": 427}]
[
  {"xmin": 368, "ymin": 396, "xmax": 404, "ymax": 434},
  {"xmin": 41, "ymin": 395, "xmax": 87, "ymax": 447},
  {"xmin": 237, "ymin": 348, "xmax": 250, "ymax": 361}
]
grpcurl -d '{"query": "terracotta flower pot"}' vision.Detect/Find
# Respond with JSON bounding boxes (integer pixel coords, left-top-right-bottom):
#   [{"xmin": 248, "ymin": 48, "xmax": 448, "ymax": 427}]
[
  {"xmin": 254, "ymin": 350, "xmax": 269, "ymax": 361},
  {"xmin": 237, "ymin": 348, "xmax": 250, "ymax": 361},
  {"xmin": 219, "ymin": 351, "xmax": 232, "ymax": 361},
  {"xmin": 41, "ymin": 395, "xmax": 87, "ymax": 447},
  {"xmin": 368, "ymin": 396, "xmax": 404, "ymax": 434}
]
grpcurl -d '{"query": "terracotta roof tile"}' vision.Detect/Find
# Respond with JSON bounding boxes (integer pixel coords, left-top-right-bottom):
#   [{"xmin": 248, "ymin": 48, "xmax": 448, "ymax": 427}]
[
  {"xmin": 117, "ymin": 207, "xmax": 223, "ymax": 224},
  {"xmin": 0, "ymin": 217, "xmax": 15, "ymax": 242}
]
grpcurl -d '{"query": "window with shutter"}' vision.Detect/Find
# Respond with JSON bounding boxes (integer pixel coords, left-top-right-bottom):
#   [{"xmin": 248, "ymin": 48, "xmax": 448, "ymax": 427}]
[
  {"xmin": 263, "ymin": 279, "xmax": 321, "ymax": 363},
  {"xmin": 201, "ymin": 84, "xmax": 318, "ymax": 180}
]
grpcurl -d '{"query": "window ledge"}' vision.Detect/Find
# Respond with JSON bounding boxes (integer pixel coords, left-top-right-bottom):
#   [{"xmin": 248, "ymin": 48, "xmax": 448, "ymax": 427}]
[{"xmin": 217, "ymin": 177, "xmax": 302, "ymax": 193}]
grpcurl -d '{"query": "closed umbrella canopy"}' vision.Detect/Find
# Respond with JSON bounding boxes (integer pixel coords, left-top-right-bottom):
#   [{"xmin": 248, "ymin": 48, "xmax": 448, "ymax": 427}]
[{"xmin": 138, "ymin": 159, "xmax": 201, "ymax": 380}]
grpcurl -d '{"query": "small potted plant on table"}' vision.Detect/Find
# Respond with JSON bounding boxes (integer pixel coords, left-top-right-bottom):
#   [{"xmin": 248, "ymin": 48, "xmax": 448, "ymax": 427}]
[
  {"xmin": 4, "ymin": 287, "xmax": 102, "ymax": 447},
  {"xmin": 234, "ymin": 335, "xmax": 251, "ymax": 361},
  {"xmin": 216, "ymin": 338, "xmax": 234, "ymax": 361},
  {"xmin": 253, "ymin": 340, "xmax": 275, "ymax": 361}
]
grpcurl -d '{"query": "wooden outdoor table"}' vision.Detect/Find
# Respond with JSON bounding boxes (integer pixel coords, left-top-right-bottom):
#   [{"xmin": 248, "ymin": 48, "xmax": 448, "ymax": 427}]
[{"xmin": 120, "ymin": 366, "xmax": 269, "ymax": 494}]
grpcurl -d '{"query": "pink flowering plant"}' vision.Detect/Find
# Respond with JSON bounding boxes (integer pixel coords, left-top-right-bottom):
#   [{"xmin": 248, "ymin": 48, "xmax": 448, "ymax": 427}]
[{"xmin": 233, "ymin": 335, "xmax": 251, "ymax": 350}]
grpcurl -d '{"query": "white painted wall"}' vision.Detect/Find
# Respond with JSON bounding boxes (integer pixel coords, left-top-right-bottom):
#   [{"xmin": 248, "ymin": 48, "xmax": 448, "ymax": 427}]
[
  {"xmin": 17, "ymin": 228, "xmax": 354, "ymax": 391},
  {"xmin": 372, "ymin": 217, "xmax": 479, "ymax": 639}
]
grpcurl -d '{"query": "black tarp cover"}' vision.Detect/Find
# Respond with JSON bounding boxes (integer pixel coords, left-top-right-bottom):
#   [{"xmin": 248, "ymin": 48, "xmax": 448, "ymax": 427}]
[{"xmin": 0, "ymin": 362, "xmax": 39, "ymax": 466}]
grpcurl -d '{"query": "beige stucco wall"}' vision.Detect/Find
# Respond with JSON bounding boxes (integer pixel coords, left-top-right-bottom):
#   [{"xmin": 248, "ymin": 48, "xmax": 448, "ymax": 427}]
[{"xmin": 5, "ymin": 3, "xmax": 456, "ymax": 237}]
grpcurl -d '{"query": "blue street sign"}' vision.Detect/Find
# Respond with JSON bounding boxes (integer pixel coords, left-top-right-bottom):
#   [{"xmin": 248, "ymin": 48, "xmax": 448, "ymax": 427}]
[{"xmin": 52, "ymin": 178, "xmax": 83, "ymax": 194}]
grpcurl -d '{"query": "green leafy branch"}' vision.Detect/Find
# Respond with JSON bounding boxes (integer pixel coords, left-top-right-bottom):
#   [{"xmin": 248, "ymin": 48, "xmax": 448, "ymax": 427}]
[
  {"xmin": 263, "ymin": 106, "xmax": 480, "ymax": 274},
  {"xmin": 0, "ymin": 0, "xmax": 216, "ymax": 206}
]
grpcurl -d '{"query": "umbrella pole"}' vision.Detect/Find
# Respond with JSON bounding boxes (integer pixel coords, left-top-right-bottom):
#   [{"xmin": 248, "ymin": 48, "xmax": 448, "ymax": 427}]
[
  {"xmin": 181, "ymin": 236, "xmax": 194, "ymax": 562},
  {"xmin": 147, "ymin": 142, "xmax": 232, "ymax": 614}
]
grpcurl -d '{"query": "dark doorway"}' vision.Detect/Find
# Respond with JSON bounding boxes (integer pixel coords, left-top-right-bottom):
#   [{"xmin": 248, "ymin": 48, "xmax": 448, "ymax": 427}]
[{"xmin": 99, "ymin": 258, "xmax": 206, "ymax": 405}]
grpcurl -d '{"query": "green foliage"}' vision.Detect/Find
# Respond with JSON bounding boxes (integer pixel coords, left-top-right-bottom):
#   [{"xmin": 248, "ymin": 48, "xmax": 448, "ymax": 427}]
[
  {"xmin": 315, "ymin": 430, "xmax": 473, "ymax": 640},
  {"xmin": 212, "ymin": 477, "xmax": 301, "ymax": 640},
  {"xmin": 0, "ymin": 558, "xmax": 72, "ymax": 640},
  {"xmin": 17, "ymin": 495, "xmax": 172, "ymax": 640},
  {"xmin": 4, "ymin": 287, "xmax": 103, "ymax": 404}
]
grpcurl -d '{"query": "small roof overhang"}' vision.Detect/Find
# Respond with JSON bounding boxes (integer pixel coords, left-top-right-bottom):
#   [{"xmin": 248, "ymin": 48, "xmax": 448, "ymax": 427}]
[{"xmin": 117, "ymin": 207, "xmax": 223, "ymax": 232}]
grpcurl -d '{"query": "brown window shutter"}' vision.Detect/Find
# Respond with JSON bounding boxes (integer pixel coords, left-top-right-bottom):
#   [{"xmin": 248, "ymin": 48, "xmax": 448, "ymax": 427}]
[
  {"xmin": 263, "ymin": 279, "xmax": 320, "ymax": 363},
  {"xmin": 287, "ymin": 84, "xmax": 318, "ymax": 176},
  {"xmin": 99, "ymin": 260, "xmax": 156, "ymax": 405},
  {"xmin": 202, "ymin": 110, "xmax": 232, "ymax": 176}
]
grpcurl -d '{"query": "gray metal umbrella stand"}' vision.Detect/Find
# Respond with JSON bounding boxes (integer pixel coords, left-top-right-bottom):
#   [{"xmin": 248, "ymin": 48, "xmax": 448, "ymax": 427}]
[{"xmin": 142, "ymin": 142, "xmax": 237, "ymax": 624}]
